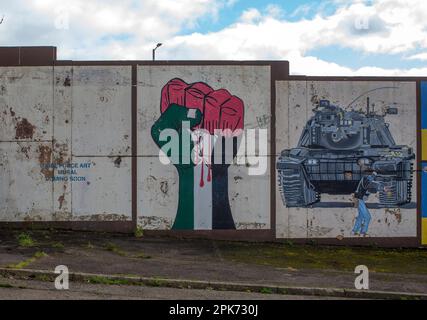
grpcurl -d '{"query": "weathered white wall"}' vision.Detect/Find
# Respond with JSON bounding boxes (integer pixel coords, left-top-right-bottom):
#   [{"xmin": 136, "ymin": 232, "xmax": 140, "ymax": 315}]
[
  {"xmin": 275, "ymin": 80, "xmax": 417, "ymax": 238},
  {"xmin": 70, "ymin": 66, "xmax": 132, "ymax": 221},
  {"xmin": 137, "ymin": 65, "xmax": 271, "ymax": 230},
  {"xmin": 0, "ymin": 66, "xmax": 132, "ymax": 221},
  {"xmin": 0, "ymin": 67, "xmax": 54, "ymax": 221},
  {"xmin": 1, "ymin": 65, "xmax": 418, "ymax": 240}
]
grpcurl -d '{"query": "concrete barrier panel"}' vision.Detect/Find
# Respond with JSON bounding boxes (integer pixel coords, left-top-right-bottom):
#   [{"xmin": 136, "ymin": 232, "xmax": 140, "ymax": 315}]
[
  {"xmin": 72, "ymin": 66, "xmax": 132, "ymax": 157},
  {"xmin": 0, "ymin": 65, "xmax": 132, "ymax": 222},
  {"xmin": 0, "ymin": 67, "xmax": 54, "ymax": 221},
  {"xmin": 276, "ymin": 80, "xmax": 417, "ymax": 240},
  {"xmin": 137, "ymin": 65, "xmax": 271, "ymax": 231},
  {"xmin": 70, "ymin": 66, "xmax": 132, "ymax": 221}
]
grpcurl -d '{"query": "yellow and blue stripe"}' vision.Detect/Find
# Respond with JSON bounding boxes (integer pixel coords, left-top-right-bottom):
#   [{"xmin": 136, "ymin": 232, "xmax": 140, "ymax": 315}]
[{"xmin": 421, "ymin": 81, "xmax": 427, "ymax": 245}]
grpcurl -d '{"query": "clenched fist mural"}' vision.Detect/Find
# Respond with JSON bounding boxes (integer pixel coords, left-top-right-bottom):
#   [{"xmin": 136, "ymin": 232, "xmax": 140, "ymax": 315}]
[{"xmin": 151, "ymin": 78, "xmax": 244, "ymax": 230}]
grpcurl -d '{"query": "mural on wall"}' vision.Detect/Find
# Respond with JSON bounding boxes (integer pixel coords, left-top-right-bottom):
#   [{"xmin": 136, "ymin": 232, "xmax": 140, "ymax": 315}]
[
  {"xmin": 151, "ymin": 78, "xmax": 244, "ymax": 230},
  {"xmin": 277, "ymin": 97, "xmax": 414, "ymax": 208},
  {"xmin": 275, "ymin": 81, "xmax": 417, "ymax": 239}
]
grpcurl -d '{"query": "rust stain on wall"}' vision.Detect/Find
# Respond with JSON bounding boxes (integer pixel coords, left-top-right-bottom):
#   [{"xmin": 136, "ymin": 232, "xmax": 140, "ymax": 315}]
[
  {"xmin": 54, "ymin": 142, "xmax": 70, "ymax": 164},
  {"xmin": 15, "ymin": 118, "xmax": 36, "ymax": 139},
  {"xmin": 38, "ymin": 145, "xmax": 53, "ymax": 179},
  {"xmin": 385, "ymin": 208, "xmax": 402, "ymax": 224}
]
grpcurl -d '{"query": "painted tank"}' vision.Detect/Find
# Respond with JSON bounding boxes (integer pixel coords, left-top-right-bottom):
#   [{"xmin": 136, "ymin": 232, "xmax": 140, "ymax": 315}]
[{"xmin": 277, "ymin": 99, "xmax": 415, "ymax": 208}]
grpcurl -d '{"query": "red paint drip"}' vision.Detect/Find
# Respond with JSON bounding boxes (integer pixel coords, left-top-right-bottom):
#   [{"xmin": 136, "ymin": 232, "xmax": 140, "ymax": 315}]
[
  {"xmin": 207, "ymin": 135, "xmax": 211, "ymax": 182},
  {"xmin": 207, "ymin": 164, "xmax": 211, "ymax": 182},
  {"xmin": 199, "ymin": 133, "xmax": 204, "ymax": 187},
  {"xmin": 199, "ymin": 156, "xmax": 205, "ymax": 187}
]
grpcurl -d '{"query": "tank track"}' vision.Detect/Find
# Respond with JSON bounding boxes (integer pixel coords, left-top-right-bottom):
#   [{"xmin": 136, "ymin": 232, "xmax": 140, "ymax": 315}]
[
  {"xmin": 277, "ymin": 157, "xmax": 319, "ymax": 207},
  {"xmin": 378, "ymin": 163, "xmax": 413, "ymax": 207}
]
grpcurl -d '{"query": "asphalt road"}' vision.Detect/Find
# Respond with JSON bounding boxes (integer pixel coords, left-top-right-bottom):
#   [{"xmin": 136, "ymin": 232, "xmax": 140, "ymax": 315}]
[{"xmin": 0, "ymin": 276, "xmax": 348, "ymax": 300}]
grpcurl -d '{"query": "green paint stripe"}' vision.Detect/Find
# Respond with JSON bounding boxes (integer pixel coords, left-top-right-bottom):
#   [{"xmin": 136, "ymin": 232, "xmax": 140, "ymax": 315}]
[{"xmin": 173, "ymin": 167, "xmax": 194, "ymax": 229}]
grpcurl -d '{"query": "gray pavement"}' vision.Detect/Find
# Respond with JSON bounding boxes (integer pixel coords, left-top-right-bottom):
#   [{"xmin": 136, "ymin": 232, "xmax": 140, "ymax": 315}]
[
  {"xmin": 0, "ymin": 230, "xmax": 426, "ymax": 299},
  {"xmin": 0, "ymin": 276, "xmax": 348, "ymax": 300}
]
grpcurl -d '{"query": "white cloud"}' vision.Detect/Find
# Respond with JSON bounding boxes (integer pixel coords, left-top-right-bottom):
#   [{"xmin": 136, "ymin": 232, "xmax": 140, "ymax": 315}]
[
  {"xmin": 0, "ymin": 0, "xmax": 426, "ymax": 75},
  {"xmin": 406, "ymin": 52, "xmax": 427, "ymax": 61},
  {"xmin": 239, "ymin": 8, "xmax": 262, "ymax": 24},
  {"xmin": 0, "ymin": 0, "xmax": 228, "ymax": 60},
  {"xmin": 160, "ymin": 0, "xmax": 427, "ymax": 75}
]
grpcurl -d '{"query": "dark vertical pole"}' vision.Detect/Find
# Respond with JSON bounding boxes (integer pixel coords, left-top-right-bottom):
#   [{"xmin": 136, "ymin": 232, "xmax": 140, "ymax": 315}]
[
  {"xmin": 270, "ymin": 61, "xmax": 290, "ymax": 241},
  {"xmin": 132, "ymin": 64, "xmax": 138, "ymax": 232},
  {"xmin": 152, "ymin": 49, "xmax": 155, "ymax": 61}
]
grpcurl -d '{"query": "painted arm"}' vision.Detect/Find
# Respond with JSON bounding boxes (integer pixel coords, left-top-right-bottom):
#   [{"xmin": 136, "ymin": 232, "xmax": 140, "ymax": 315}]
[{"xmin": 151, "ymin": 103, "xmax": 202, "ymax": 153}]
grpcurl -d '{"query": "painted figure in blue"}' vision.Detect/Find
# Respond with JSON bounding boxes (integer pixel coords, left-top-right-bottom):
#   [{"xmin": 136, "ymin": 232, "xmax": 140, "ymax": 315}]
[{"xmin": 352, "ymin": 171, "xmax": 383, "ymax": 236}]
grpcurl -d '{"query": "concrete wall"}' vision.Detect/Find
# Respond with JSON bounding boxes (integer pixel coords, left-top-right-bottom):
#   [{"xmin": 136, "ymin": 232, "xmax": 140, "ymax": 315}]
[
  {"xmin": 275, "ymin": 80, "xmax": 417, "ymax": 240},
  {"xmin": 0, "ymin": 60, "xmax": 279, "ymax": 237},
  {"xmin": 0, "ymin": 65, "xmax": 132, "ymax": 222},
  {"xmin": 0, "ymin": 47, "xmax": 424, "ymax": 246},
  {"xmin": 137, "ymin": 65, "xmax": 271, "ymax": 231}
]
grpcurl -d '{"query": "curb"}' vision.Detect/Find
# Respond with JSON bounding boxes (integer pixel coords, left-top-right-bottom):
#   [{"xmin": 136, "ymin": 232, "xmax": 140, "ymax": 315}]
[{"xmin": 0, "ymin": 268, "xmax": 426, "ymax": 300}]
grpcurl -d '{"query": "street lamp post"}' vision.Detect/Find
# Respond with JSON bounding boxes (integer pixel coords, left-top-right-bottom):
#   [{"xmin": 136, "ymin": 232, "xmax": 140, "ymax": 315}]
[{"xmin": 152, "ymin": 43, "xmax": 162, "ymax": 61}]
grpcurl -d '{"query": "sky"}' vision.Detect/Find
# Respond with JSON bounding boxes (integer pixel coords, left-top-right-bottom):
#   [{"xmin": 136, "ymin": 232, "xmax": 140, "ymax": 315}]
[{"xmin": 0, "ymin": 0, "xmax": 426, "ymax": 75}]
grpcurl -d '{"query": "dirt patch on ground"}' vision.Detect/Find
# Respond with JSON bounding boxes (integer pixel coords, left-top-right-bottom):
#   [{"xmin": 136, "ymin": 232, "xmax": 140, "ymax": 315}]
[{"xmin": 0, "ymin": 230, "xmax": 426, "ymax": 293}]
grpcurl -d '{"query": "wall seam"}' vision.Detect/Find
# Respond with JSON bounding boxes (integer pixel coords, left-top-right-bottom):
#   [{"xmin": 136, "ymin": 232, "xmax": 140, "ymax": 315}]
[{"xmin": 131, "ymin": 64, "xmax": 137, "ymax": 230}]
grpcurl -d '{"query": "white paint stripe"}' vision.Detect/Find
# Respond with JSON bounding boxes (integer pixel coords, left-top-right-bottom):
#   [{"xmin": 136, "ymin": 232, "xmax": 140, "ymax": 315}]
[{"xmin": 193, "ymin": 163, "xmax": 212, "ymax": 230}]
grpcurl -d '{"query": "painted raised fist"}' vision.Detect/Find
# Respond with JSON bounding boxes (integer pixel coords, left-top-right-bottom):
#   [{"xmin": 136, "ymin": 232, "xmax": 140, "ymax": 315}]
[
  {"xmin": 161, "ymin": 78, "xmax": 244, "ymax": 135},
  {"xmin": 152, "ymin": 78, "xmax": 245, "ymax": 230}
]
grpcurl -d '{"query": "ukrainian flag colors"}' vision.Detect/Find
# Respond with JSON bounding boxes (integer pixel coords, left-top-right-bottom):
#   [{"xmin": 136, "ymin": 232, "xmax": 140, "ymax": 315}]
[
  {"xmin": 423, "ymin": 130, "xmax": 427, "ymax": 161},
  {"xmin": 421, "ymin": 82, "xmax": 427, "ymax": 245},
  {"xmin": 423, "ymin": 218, "xmax": 427, "ymax": 245}
]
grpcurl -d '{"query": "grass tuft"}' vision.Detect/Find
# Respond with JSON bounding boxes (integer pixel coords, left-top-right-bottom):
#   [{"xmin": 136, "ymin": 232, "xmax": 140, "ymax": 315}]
[
  {"xmin": 17, "ymin": 233, "xmax": 35, "ymax": 247},
  {"xmin": 6, "ymin": 251, "xmax": 48, "ymax": 269},
  {"xmin": 134, "ymin": 227, "xmax": 144, "ymax": 238},
  {"xmin": 87, "ymin": 276, "xmax": 136, "ymax": 286},
  {"xmin": 260, "ymin": 287, "xmax": 274, "ymax": 294},
  {"xmin": 217, "ymin": 242, "xmax": 427, "ymax": 274},
  {"xmin": 104, "ymin": 242, "xmax": 128, "ymax": 257}
]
